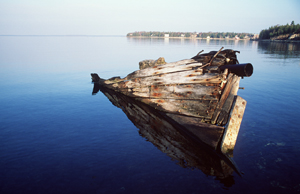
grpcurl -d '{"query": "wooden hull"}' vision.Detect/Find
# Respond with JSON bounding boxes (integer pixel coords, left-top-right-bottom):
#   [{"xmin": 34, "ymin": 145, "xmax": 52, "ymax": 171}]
[{"xmin": 91, "ymin": 48, "xmax": 252, "ymax": 154}]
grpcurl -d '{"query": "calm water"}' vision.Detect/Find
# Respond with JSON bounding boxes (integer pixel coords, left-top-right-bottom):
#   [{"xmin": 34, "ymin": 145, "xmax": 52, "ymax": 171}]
[{"xmin": 0, "ymin": 36, "xmax": 300, "ymax": 194}]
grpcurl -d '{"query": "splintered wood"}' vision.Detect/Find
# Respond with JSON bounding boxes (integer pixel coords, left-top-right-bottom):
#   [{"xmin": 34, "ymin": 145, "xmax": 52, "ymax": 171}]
[{"xmin": 97, "ymin": 60, "xmax": 226, "ymax": 120}]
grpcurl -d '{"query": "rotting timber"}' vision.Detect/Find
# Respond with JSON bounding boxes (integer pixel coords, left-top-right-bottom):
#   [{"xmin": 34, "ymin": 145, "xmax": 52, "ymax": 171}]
[{"xmin": 91, "ymin": 47, "xmax": 253, "ymax": 155}]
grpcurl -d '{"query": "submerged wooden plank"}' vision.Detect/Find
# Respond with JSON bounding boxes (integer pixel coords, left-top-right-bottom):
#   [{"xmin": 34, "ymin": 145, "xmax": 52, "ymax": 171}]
[
  {"xmin": 166, "ymin": 113, "xmax": 225, "ymax": 149},
  {"xmin": 221, "ymin": 96, "xmax": 247, "ymax": 154}
]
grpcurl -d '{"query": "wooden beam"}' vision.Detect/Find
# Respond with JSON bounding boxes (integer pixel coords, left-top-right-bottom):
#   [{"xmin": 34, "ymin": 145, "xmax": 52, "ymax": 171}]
[{"xmin": 221, "ymin": 96, "xmax": 247, "ymax": 155}]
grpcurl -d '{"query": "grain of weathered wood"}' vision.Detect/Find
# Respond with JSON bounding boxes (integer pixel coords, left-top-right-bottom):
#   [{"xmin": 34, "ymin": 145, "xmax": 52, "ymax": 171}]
[
  {"xmin": 109, "ymin": 83, "xmax": 220, "ymax": 101},
  {"xmin": 122, "ymin": 71, "xmax": 222, "ymax": 89},
  {"xmin": 171, "ymin": 84, "xmax": 220, "ymax": 100},
  {"xmin": 126, "ymin": 62, "xmax": 203, "ymax": 79},
  {"xmin": 129, "ymin": 59, "xmax": 198, "ymax": 78}
]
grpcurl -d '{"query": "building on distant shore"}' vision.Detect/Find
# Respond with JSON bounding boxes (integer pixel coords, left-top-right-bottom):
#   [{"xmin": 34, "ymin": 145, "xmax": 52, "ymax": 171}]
[
  {"xmin": 164, "ymin": 34, "xmax": 169, "ymax": 38},
  {"xmin": 253, "ymin": 34, "xmax": 259, "ymax": 39},
  {"xmin": 191, "ymin": 34, "xmax": 197, "ymax": 39}
]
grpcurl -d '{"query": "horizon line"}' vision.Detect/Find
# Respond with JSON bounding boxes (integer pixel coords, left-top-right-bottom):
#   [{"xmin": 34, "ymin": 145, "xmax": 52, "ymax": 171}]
[{"xmin": 0, "ymin": 35, "xmax": 125, "ymax": 37}]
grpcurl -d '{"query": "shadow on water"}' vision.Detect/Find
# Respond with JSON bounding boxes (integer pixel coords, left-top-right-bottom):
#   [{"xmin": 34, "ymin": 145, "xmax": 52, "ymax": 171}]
[{"xmin": 92, "ymin": 83, "xmax": 242, "ymax": 188}]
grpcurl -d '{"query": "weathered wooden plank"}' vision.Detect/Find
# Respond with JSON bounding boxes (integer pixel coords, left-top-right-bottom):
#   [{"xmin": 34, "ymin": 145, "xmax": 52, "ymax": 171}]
[
  {"xmin": 132, "ymin": 59, "xmax": 197, "ymax": 76},
  {"xmin": 216, "ymin": 77, "xmax": 240, "ymax": 125},
  {"xmin": 126, "ymin": 62, "xmax": 203, "ymax": 79},
  {"xmin": 211, "ymin": 74, "xmax": 238, "ymax": 124},
  {"xmin": 150, "ymin": 84, "xmax": 220, "ymax": 100},
  {"xmin": 172, "ymin": 84, "xmax": 220, "ymax": 99},
  {"xmin": 110, "ymin": 83, "xmax": 220, "ymax": 100},
  {"xmin": 221, "ymin": 96, "xmax": 247, "ymax": 154},
  {"xmin": 139, "ymin": 98, "xmax": 218, "ymax": 119},
  {"xmin": 121, "ymin": 71, "xmax": 222, "ymax": 89}
]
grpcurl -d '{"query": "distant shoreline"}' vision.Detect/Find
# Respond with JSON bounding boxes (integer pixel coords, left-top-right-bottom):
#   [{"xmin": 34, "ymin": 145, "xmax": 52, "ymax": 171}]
[
  {"xmin": 127, "ymin": 36, "xmax": 250, "ymax": 41},
  {"xmin": 127, "ymin": 36, "xmax": 300, "ymax": 42}
]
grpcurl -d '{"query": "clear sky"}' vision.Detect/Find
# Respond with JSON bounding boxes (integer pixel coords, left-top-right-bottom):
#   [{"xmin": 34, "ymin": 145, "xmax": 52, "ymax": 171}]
[{"xmin": 0, "ymin": 0, "xmax": 299, "ymax": 35}]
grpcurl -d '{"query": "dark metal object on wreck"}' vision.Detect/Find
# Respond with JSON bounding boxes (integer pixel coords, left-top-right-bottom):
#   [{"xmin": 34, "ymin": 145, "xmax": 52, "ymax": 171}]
[{"xmin": 219, "ymin": 63, "xmax": 253, "ymax": 78}]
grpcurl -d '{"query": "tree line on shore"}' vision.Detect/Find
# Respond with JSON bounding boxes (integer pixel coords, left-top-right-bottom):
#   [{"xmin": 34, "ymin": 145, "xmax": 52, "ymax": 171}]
[
  {"xmin": 127, "ymin": 21, "xmax": 300, "ymax": 40},
  {"xmin": 127, "ymin": 31, "xmax": 255, "ymax": 39},
  {"xmin": 259, "ymin": 21, "xmax": 300, "ymax": 39}
]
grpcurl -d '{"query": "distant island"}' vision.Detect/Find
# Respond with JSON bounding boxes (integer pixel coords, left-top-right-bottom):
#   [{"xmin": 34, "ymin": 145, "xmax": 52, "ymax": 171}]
[{"xmin": 127, "ymin": 21, "xmax": 300, "ymax": 41}]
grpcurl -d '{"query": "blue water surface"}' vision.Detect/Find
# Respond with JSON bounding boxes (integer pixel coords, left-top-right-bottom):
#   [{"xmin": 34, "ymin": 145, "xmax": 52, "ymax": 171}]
[{"xmin": 0, "ymin": 36, "xmax": 300, "ymax": 194}]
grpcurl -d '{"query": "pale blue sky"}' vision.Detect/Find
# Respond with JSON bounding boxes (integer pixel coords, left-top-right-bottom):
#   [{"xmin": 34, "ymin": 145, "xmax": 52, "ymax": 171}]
[{"xmin": 0, "ymin": 0, "xmax": 299, "ymax": 35}]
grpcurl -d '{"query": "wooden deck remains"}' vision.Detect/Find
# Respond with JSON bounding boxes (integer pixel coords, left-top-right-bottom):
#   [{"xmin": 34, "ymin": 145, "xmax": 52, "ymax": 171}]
[{"xmin": 91, "ymin": 47, "xmax": 253, "ymax": 155}]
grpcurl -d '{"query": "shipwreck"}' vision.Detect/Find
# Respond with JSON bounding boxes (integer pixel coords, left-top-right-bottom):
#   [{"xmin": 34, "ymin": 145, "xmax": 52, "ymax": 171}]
[{"xmin": 91, "ymin": 47, "xmax": 253, "ymax": 155}]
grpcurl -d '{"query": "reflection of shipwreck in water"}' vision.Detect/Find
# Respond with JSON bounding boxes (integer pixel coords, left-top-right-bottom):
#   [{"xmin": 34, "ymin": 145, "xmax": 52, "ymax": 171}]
[{"xmin": 93, "ymin": 84, "xmax": 241, "ymax": 185}]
